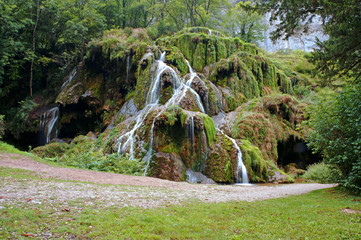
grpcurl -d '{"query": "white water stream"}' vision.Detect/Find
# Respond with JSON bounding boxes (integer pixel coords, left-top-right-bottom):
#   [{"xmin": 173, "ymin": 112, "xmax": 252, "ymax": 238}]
[
  {"xmin": 39, "ymin": 107, "xmax": 59, "ymax": 145},
  {"xmin": 116, "ymin": 53, "xmax": 248, "ymax": 183}
]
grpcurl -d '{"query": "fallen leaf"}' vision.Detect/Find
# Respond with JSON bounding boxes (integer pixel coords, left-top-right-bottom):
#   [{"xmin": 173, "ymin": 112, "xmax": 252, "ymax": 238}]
[{"xmin": 21, "ymin": 233, "xmax": 35, "ymax": 237}]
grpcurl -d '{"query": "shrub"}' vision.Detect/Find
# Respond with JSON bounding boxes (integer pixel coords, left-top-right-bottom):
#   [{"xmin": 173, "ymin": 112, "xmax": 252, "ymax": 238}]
[
  {"xmin": 8, "ymin": 99, "xmax": 38, "ymax": 139},
  {"xmin": 31, "ymin": 142, "xmax": 70, "ymax": 158},
  {"xmin": 306, "ymin": 84, "xmax": 361, "ymax": 193},
  {"xmin": 47, "ymin": 136, "xmax": 145, "ymax": 176},
  {"xmin": 302, "ymin": 162, "xmax": 341, "ymax": 184}
]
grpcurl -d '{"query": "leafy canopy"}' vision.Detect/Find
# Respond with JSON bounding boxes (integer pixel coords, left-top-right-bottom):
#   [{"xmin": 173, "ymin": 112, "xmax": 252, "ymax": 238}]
[{"xmin": 260, "ymin": 0, "xmax": 361, "ymax": 81}]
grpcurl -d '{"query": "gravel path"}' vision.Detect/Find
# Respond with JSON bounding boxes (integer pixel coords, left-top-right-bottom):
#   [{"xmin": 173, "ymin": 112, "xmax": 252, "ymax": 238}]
[{"xmin": 0, "ymin": 153, "xmax": 336, "ymax": 209}]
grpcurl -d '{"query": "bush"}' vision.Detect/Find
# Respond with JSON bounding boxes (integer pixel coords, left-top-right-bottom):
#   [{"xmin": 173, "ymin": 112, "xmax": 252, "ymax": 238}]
[
  {"xmin": 306, "ymin": 84, "xmax": 361, "ymax": 193},
  {"xmin": 8, "ymin": 99, "xmax": 38, "ymax": 139},
  {"xmin": 302, "ymin": 162, "xmax": 341, "ymax": 183},
  {"xmin": 31, "ymin": 142, "xmax": 70, "ymax": 158},
  {"xmin": 46, "ymin": 136, "xmax": 145, "ymax": 176}
]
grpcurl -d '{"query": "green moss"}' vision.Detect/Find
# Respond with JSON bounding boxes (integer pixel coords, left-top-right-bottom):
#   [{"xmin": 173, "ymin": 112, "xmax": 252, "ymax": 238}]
[
  {"xmin": 204, "ymin": 132, "xmax": 235, "ymax": 184},
  {"xmin": 166, "ymin": 46, "xmax": 188, "ymax": 75},
  {"xmin": 231, "ymin": 94, "xmax": 306, "ymax": 166},
  {"xmin": 88, "ymin": 28, "xmax": 151, "ymax": 62},
  {"xmin": 159, "ymin": 142, "xmax": 178, "ymax": 154},
  {"xmin": 193, "ymin": 42, "xmax": 206, "ymax": 72},
  {"xmin": 180, "ymin": 111, "xmax": 188, "ymax": 127},
  {"xmin": 225, "ymin": 95, "xmax": 238, "ymax": 111},
  {"xmin": 159, "ymin": 85, "xmax": 174, "ymax": 105},
  {"xmin": 209, "ymin": 51, "xmax": 294, "ymax": 104},
  {"xmin": 157, "ymin": 29, "xmax": 260, "ymax": 74},
  {"xmin": 134, "ymin": 54, "xmax": 154, "ymax": 108},
  {"xmin": 224, "ymin": 160, "xmax": 234, "ymax": 183},
  {"xmin": 31, "ymin": 142, "xmax": 70, "ymax": 159},
  {"xmin": 240, "ymin": 140, "xmax": 269, "ymax": 183},
  {"xmin": 199, "ymin": 114, "xmax": 216, "ymax": 146}
]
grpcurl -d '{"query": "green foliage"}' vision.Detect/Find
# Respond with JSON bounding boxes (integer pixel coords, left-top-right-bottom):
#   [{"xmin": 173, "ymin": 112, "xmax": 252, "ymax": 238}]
[
  {"xmin": 88, "ymin": 28, "xmax": 150, "ymax": 61},
  {"xmin": 46, "ymin": 136, "xmax": 145, "ymax": 176},
  {"xmin": 7, "ymin": 99, "xmax": 38, "ymax": 139},
  {"xmin": 303, "ymin": 162, "xmax": 341, "ymax": 184},
  {"xmin": 0, "ymin": 141, "xmax": 41, "ymax": 161},
  {"xmin": 220, "ymin": 1, "xmax": 267, "ymax": 43},
  {"xmin": 306, "ymin": 84, "xmax": 361, "ymax": 193},
  {"xmin": 261, "ymin": 0, "xmax": 361, "ymax": 81},
  {"xmin": 31, "ymin": 142, "xmax": 70, "ymax": 159}
]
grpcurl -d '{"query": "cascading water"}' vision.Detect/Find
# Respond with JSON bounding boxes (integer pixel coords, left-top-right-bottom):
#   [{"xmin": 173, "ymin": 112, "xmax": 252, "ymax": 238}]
[
  {"xmin": 187, "ymin": 116, "xmax": 195, "ymax": 155},
  {"xmin": 226, "ymin": 133, "xmax": 249, "ymax": 184},
  {"xmin": 60, "ymin": 68, "xmax": 77, "ymax": 91},
  {"xmin": 185, "ymin": 60, "xmax": 249, "ymax": 184},
  {"xmin": 185, "ymin": 60, "xmax": 206, "ymax": 113},
  {"xmin": 118, "ymin": 52, "xmax": 249, "ymax": 183},
  {"xmin": 39, "ymin": 107, "xmax": 59, "ymax": 145},
  {"xmin": 117, "ymin": 52, "xmax": 183, "ymax": 162}
]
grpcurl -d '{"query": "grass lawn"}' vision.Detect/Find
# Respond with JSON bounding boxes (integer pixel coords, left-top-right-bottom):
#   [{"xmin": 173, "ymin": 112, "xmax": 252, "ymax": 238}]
[{"xmin": 0, "ymin": 166, "xmax": 360, "ymax": 239}]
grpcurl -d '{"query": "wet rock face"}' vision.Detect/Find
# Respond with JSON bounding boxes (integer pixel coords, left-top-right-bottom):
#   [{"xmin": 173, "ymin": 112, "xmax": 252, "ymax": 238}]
[
  {"xmin": 185, "ymin": 74, "xmax": 210, "ymax": 112},
  {"xmin": 204, "ymin": 132, "xmax": 237, "ymax": 184},
  {"xmin": 151, "ymin": 152, "xmax": 185, "ymax": 181}
]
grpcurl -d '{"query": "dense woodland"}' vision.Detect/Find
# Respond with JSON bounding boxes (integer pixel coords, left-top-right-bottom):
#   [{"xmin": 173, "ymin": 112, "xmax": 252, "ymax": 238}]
[{"xmin": 0, "ymin": 0, "xmax": 360, "ymax": 194}]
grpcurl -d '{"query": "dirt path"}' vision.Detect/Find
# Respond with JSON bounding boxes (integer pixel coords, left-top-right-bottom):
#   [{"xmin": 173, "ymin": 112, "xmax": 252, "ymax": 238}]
[{"xmin": 0, "ymin": 153, "xmax": 336, "ymax": 208}]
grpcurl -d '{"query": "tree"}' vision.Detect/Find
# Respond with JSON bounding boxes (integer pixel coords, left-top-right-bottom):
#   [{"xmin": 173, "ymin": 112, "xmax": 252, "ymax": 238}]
[
  {"xmin": 220, "ymin": 1, "xmax": 267, "ymax": 43},
  {"xmin": 59, "ymin": 0, "xmax": 106, "ymax": 60},
  {"xmin": 306, "ymin": 85, "xmax": 361, "ymax": 193},
  {"xmin": 0, "ymin": 0, "xmax": 32, "ymax": 97},
  {"xmin": 260, "ymin": 0, "xmax": 361, "ymax": 81}
]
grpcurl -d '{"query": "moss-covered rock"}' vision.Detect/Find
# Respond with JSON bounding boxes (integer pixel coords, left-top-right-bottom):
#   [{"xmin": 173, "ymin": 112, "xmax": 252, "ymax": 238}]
[
  {"xmin": 198, "ymin": 114, "xmax": 216, "ymax": 146},
  {"xmin": 157, "ymin": 28, "xmax": 260, "ymax": 73},
  {"xmin": 209, "ymin": 52, "xmax": 294, "ymax": 106},
  {"xmin": 240, "ymin": 140, "xmax": 270, "ymax": 183},
  {"xmin": 204, "ymin": 131, "xmax": 236, "ymax": 183},
  {"xmin": 133, "ymin": 52, "xmax": 155, "ymax": 109},
  {"xmin": 150, "ymin": 152, "xmax": 185, "ymax": 181},
  {"xmin": 231, "ymin": 94, "xmax": 306, "ymax": 166}
]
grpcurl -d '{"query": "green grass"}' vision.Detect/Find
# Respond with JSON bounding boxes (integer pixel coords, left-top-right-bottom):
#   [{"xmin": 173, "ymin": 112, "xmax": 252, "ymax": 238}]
[
  {"xmin": 1, "ymin": 143, "xmax": 360, "ymax": 239},
  {"xmin": 1, "ymin": 169, "xmax": 360, "ymax": 239},
  {"xmin": 0, "ymin": 141, "xmax": 46, "ymax": 163}
]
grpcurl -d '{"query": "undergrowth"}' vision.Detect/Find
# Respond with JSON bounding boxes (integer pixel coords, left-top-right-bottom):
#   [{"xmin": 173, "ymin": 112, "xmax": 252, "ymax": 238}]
[
  {"xmin": 303, "ymin": 162, "xmax": 342, "ymax": 184},
  {"xmin": 44, "ymin": 137, "xmax": 145, "ymax": 176}
]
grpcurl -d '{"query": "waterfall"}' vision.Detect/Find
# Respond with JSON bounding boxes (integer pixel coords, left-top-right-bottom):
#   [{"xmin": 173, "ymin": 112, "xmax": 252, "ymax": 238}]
[
  {"xmin": 118, "ymin": 53, "xmax": 248, "ymax": 183},
  {"xmin": 187, "ymin": 116, "xmax": 195, "ymax": 155},
  {"xmin": 60, "ymin": 68, "xmax": 77, "ymax": 91},
  {"xmin": 185, "ymin": 59, "xmax": 248, "ymax": 183},
  {"xmin": 117, "ymin": 52, "xmax": 183, "ymax": 161},
  {"xmin": 159, "ymin": 51, "xmax": 166, "ymax": 62},
  {"xmin": 39, "ymin": 107, "xmax": 59, "ymax": 145},
  {"xmin": 218, "ymin": 129, "xmax": 249, "ymax": 184},
  {"xmin": 185, "ymin": 59, "xmax": 206, "ymax": 113}
]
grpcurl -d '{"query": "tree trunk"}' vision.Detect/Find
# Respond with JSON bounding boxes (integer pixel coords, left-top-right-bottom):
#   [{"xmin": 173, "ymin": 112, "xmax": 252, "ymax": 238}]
[
  {"xmin": 30, "ymin": 0, "xmax": 40, "ymax": 97},
  {"xmin": 122, "ymin": 0, "xmax": 126, "ymax": 28}
]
